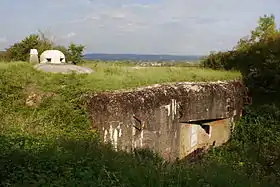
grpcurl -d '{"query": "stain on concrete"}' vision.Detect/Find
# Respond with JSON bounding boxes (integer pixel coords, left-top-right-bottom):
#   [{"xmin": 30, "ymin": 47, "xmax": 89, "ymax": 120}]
[{"xmin": 86, "ymin": 80, "xmax": 248, "ymax": 161}]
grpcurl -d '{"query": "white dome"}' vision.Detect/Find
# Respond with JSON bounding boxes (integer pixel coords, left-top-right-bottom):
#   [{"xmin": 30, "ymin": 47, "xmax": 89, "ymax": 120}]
[{"xmin": 40, "ymin": 50, "xmax": 66, "ymax": 64}]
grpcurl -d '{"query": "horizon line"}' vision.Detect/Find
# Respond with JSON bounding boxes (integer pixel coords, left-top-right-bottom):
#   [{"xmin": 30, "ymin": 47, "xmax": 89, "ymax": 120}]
[{"xmin": 84, "ymin": 52, "xmax": 206, "ymax": 56}]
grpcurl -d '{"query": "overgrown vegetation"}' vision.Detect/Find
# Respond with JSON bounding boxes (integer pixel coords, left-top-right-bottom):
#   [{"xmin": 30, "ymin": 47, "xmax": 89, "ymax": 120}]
[
  {"xmin": 201, "ymin": 14, "xmax": 280, "ymax": 94},
  {"xmin": 0, "ymin": 62, "xmax": 240, "ymax": 186},
  {"xmin": 200, "ymin": 14, "xmax": 280, "ymax": 186},
  {"xmin": 1, "ymin": 14, "xmax": 280, "ymax": 186},
  {"xmin": 0, "ymin": 31, "xmax": 85, "ymax": 64}
]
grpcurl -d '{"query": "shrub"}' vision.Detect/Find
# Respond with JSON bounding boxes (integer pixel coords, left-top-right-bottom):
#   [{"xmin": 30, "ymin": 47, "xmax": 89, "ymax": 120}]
[
  {"xmin": 200, "ymin": 14, "xmax": 280, "ymax": 186},
  {"xmin": 202, "ymin": 14, "xmax": 280, "ymax": 93},
  {"xmin": 0, "ymin": 51, "xmax": 8, "ymax": 61},
  {"xmin": 67, "ymin": 43, "xmax": 85, "ymax": 64}
]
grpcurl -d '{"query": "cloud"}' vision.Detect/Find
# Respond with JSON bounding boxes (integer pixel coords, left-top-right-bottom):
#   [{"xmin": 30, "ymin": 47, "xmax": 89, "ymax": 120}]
[
  {"xmin": 121, "ymin": 4, "xmax": 151, "ymax": 9},
  {"xmin": 62, "ymin": 32, "xmax": 76, "ymax": 39},
  {"xmin": 67, "ymin": 0, "xmax": 240, "ymax": 54},
  {"xmin": 1, "ymin": 0, "xmax": 280, "ymax": 54}
]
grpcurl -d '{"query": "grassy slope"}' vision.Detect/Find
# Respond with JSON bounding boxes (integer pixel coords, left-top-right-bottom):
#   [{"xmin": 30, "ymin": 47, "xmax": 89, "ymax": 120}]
[
  {"xmin": 11, "ymin": 61, "xmax": 240, "ymax": 92},
  {"xmin": 0, "ymin": 62, "xmax": 256, "ymax": 186}
]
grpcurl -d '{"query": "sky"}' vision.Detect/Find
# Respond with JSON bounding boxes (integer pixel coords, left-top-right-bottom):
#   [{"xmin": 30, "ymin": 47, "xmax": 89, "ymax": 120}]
[{"xmin": 0, "ymin": 0, "xmax": 280, "ymax": 55}]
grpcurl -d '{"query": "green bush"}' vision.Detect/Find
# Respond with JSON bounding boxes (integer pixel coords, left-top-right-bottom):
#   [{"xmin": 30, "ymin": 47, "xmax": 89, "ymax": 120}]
[
  {"xmin": 202, "ymin": 14, "xmax": 280, "ymax": 93},
  {"xmin": 201, "ymin": 51, "xmax": 237, "ymax": 70},
  {"xmin": 0, "ymin": 51, "xmax": 8, "ymax": 61},
  {"xmin": 67, "ymin": 43, "xmax": 85, "ymax": 64},
  {"xmin": 199, "ymin": 14, "xmax": 280, "ymax": 186}
]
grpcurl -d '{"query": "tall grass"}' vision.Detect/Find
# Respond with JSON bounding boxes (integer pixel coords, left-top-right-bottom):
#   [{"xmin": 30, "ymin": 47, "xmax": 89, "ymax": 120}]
[
  {"xmin": 0, "ymin": 61, "xmax": 262, "ymax": 186},
  {"xmin": 1, "ymin": 61, "xmax": 240, "ymax": 91}
]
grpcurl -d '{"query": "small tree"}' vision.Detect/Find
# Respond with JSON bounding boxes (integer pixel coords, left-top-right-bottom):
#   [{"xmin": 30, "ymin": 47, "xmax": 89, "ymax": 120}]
[
  {"xmin": 202, "ymin": 14, "xmax": 280, "ymax": 93},
  {"xmin": 67, "ymin": 43, "xmax": 85, "ymax": 64},
  {"xmin": 6, "ymin": 33, "xmax": 53, "ymax": 61},
  {"xmin": 235, "ymin": 14, "xmax": 279, "ymax": 51}
]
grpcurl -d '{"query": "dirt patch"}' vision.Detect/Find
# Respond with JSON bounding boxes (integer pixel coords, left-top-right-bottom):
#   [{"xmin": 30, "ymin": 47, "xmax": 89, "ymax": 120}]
[{"xmin": 25, "ymin": 86, "xmax": 56, "ymax": 107}]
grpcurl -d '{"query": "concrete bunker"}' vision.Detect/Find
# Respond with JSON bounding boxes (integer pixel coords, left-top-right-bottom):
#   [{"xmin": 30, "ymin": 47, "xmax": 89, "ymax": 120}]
[
  {"xmin": 87, "ymin": 80, "xmax": 247, "ymax": 161},
  {"xmin": 31, "ymin": 49, "xmax": 94, "ymax": 74},
  {"xmin": 40, "ymin": 50, "xmax": 66, "ymax": 64}
]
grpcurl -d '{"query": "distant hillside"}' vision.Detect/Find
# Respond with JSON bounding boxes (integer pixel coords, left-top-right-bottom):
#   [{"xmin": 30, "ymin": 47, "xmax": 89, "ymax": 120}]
[{"xmin": 83, "ymin": 53, "xmax": 203, "ymax": 62}]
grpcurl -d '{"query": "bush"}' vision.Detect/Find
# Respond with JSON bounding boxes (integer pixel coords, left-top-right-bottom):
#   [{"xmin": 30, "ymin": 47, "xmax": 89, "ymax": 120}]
[
  {"xmin": 201, "ymin": 51, "xmax": 237, "ymax": 70},
  {"xmin": 67, "ymin": 43, "xmax": 85, "ymax": 64},
  {"xmin": 0, "ymin": 51, "xmax": 8, "ymax": 61},
  {"xmin": 202, "ymin": 14, "xmax": 280, "ymax": 94},
  {"xmin": 199, "ymin": 14, "xmax": 280, "ymax": 186}
]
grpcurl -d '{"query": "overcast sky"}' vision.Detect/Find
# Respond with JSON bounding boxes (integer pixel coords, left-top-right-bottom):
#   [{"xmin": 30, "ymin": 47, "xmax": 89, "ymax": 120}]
[{"xmin": 0, "ymin": 0, "xmax": 280, "ymax": 55}]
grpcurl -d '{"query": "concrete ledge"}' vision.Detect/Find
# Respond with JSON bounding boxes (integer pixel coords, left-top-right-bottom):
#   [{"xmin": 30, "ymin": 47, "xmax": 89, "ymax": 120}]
[{"xmin": 87, "ymin": 80, "xmax": 247, "ymax": 161}]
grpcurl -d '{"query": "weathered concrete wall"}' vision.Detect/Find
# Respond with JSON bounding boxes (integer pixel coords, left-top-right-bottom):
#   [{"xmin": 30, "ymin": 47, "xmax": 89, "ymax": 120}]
[
  {"xmin": 178, "ymin": 119, "xmax": 232, "ymax": 160},
  {"xmin": 87, "ymin": 80, "xmax": 247, "ymax": 161}
]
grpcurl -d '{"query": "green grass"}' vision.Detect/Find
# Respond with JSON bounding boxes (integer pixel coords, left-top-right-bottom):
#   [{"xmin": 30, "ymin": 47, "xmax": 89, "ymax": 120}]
[
  {"xmin": 0, "ymin": 61, "xmax": 260, "ymax": 187},
  {"xmin": 1, "ymin": 61, "xmax": 240, "ymax": 92}
]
